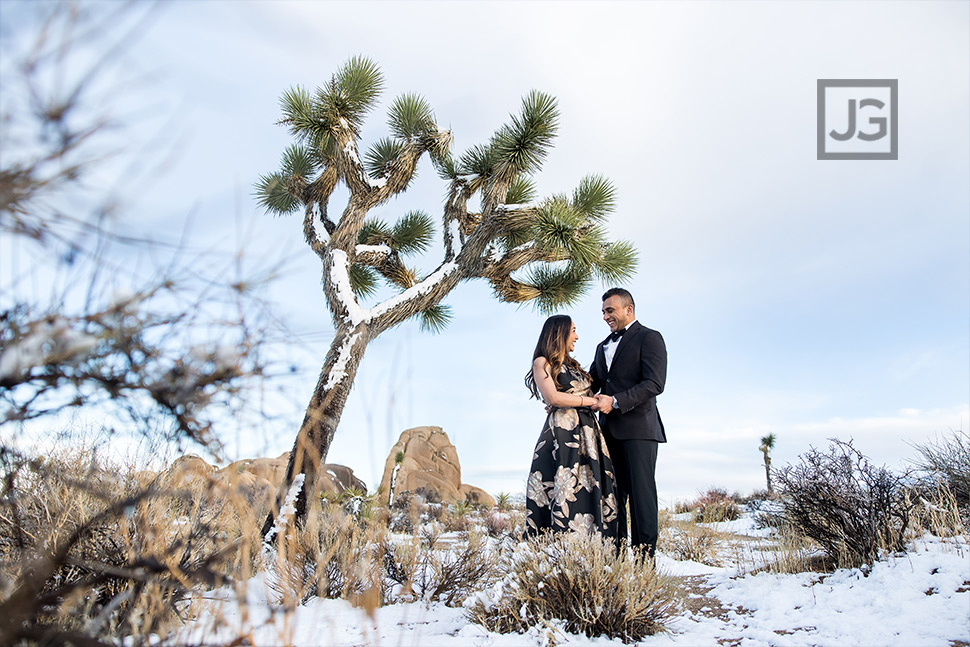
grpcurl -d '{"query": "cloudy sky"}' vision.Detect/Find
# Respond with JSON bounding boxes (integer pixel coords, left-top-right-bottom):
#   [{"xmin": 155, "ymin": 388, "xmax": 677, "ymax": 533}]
[{"xmin": 3, "ymin": 0, "xmax": 968, "ymax": 503}]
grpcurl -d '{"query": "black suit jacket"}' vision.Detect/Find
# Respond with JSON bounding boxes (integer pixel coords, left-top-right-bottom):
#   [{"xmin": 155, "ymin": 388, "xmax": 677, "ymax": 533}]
[{"xmin": 589, "ymin": 321, "xmax": 667, "ymax": 442}]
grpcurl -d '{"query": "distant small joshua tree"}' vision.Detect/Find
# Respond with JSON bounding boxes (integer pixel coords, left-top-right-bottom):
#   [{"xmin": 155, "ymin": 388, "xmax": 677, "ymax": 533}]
[{"xmin": 760, "ymin": 433, "xmax": 776, "ymax": 494}]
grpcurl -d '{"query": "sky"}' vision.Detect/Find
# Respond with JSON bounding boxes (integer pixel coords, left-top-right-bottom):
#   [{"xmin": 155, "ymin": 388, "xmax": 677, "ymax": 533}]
[{"xmin": 1, "ymin": 0, "xmax": 968, "ymax": 504}]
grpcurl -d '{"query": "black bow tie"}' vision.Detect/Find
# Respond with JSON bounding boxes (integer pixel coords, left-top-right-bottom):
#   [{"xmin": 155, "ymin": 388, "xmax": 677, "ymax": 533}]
[{"xmin": 608, "ymin": 328, "xmax": 626, "ymax": 343}]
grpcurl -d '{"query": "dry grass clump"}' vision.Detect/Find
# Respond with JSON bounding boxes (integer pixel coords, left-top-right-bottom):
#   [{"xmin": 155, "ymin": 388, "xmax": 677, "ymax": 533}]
[
  {"xmin": 467, "ymin": 531, "xmax": 681, "ymax": 644},
  {"xmin": 266, "ymin": 501, "xmax": 500, "ymax": 610},
  {"xmin": 0, "ymin": 447, "xmax": 244, "ymax": 645},
  {"xmin": 750, "ymin": 518, "xmax": 828, "ymax": 574},
  {"xmin": 672, "ymin": 500, "xmax": 692, "ymax": 514},
  {"xmin": 266, "ymin": 501, "xmax": 388, "ymax": 608},
  {"xmin": 662, "ymin": 521, "xmax": 721, "ymax": 566},
  {"xmin": 692, "ymin": 488, "xmax": 742, "ymax": 523},
  {"xmin": 910, "ymin": 429, "xmax": 970, "ymax": 522},
  {"xmin": 484, "ymin": 510, "xmax": 513, "ymax": 537},
  {"xmin": 487, "ymin": 493, "xmax": 526, "ymax": 538},
  {"xmin": 909, "ymin": 483, "xmax": 966, "ymax": 541}
]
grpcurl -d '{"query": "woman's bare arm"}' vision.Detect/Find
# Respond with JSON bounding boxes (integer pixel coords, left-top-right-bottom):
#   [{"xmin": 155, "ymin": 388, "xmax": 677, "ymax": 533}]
[{"xmin": 532, "ymin": 357, "xmax": 592, "ymax": 409}]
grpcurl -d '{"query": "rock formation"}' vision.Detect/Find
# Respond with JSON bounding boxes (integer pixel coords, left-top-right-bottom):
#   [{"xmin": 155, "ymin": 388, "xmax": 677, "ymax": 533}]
[
  {"xmin": 379, "ymin": 426, "xmax": 496, "ymax": 508},
  {"xmin": 157, "ymin": 452, "xmax": 366, "ymax": 517},
  {"xmin": 155, "ymin": 426, "xmax": 495, "ymax": 516}
]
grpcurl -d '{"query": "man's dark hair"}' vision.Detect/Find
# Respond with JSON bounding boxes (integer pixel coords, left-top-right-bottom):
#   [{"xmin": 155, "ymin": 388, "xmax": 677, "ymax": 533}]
[{"xmin": 602, "ymin": 287, "xmax": 635, "ymax": 309}]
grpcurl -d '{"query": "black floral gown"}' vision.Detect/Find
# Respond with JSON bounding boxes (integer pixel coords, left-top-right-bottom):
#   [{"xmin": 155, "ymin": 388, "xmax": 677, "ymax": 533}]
[{"xmin": 525, "ymin": 364, "xmax": 619, "ymax": 538}]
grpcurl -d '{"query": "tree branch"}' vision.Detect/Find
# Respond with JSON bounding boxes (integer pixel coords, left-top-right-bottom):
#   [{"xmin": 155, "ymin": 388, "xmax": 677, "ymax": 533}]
[{"xmin": 302, "ymin": 203, "xmax": 328, "ymax": 259}]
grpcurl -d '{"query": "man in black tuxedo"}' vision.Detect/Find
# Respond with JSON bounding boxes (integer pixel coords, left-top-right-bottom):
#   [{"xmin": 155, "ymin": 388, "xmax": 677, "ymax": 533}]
[{"xmin": 590, "ymin": 288, "xmax": 667, "ymax": 557}]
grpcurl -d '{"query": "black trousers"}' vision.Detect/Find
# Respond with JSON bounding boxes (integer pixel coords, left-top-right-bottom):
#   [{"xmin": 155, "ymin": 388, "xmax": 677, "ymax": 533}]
[{"xmin": 606, "ymin": 437, "xmax": 659, "ymax": 555}]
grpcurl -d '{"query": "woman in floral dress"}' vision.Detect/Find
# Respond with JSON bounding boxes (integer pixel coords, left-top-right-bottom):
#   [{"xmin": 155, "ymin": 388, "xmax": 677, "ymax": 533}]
[{"xmin": 524, "ymin": 315, "xmax": 619, "ymax": 537}]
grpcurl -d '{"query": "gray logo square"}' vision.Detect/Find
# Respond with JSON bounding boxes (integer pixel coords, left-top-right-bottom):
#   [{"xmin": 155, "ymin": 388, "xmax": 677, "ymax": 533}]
[{"xmin": 817, "ymin": 79, "xmax": 898, "ymax": 160}]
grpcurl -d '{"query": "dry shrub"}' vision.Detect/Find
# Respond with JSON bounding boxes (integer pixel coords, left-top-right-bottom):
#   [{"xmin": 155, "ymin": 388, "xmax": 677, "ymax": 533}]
[
  {"xmin": 692, "ymin": 488, "xmax": 741, "ymax": 523},
  {"xmin": 387, "ymin": 490, "xmax": 444, "ymax": 534},
  {"xmin": 266, "ymin": 506, "xmax": 499, "ymax": 610},
  {"xmin": 266, "ymin": 503, "xmax": 388, "ymax": 607},
  {"xmin": 485, "ymin": 510, "xmax": 512, "ymax": 537},
  {"xmin": 443, "ymin": 500, "xmax": 476, "ymax": 532},
  {"xmin": 774, "ymin": 439, "xmax": 916, "ymax": 568},
  {"xmin": 385, "ymin": 530, "xmax": 499, "ymax": 606},
  {"xmin": 0, "ymin": 3, "xmax": 292, "ymax": 643},
  {"xmin": 0, "ymin": 447, "xmax": 243, "ymax": 645},
  {"xmin": 662, "ymin": 521, "xmax": 721, "ymax": 566},
  {"xmin": 467, "ymin": 531, "xmax": 681, "ymax": 643},
  {"xmin": 910, "ymin": 429, "xmax": 970, "ymax": 513},
  {"xmin": 751, "ymin": 498, "xmax": 786, "ymax": 530}
]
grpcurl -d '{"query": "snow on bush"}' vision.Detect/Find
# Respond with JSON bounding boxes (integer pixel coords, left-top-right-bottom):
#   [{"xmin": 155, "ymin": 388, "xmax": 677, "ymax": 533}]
[
  {"xmin": 466, "ymin": 531, "xmax": 681, "ymax": 643},
  {"xmin": 385, "ymin": 530, "xmax": 499, "ymax": 606}
]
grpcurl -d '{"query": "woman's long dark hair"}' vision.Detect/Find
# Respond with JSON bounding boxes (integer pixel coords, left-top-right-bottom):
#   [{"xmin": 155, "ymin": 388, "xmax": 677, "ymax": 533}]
[{"xmin": 524, "ymin": 315, "xmax": 590, "ymax": 400}]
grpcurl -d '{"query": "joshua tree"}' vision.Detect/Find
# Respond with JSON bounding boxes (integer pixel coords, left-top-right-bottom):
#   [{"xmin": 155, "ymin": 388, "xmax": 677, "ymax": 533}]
[
  {"xmin": 760, "ymin": 433, "xmax": 776, "ymax": 494},
  {"xmin": 256, "ymin": 56, "xmax": 638, "ymax": 535}
]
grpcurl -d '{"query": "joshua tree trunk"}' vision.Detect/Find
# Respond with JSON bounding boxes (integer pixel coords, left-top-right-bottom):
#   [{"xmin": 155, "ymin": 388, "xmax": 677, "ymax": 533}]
[
  {"xmin": 260, "ymin": 326, "xmax": 369, "ymax": 536},
  {"xmin": 759, "ymin": 433, "xmax": 776, "ymax": 495},
  {"xmin": 763, "ymin": 453, "xmax": 773, "ymax": 494}
]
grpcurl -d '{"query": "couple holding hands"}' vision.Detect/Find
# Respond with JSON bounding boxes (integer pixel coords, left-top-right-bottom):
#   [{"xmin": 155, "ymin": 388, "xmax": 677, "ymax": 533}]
[{"xmin": 524, "ymin": 288, "xmax": 667, "ymax": 557}]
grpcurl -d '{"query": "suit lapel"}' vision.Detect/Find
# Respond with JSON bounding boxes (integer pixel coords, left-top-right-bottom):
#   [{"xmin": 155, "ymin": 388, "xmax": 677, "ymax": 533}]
[
  {"xmin": 608, "ymin": 321, "xmax": 642, "ymax": 376},
  {"xmin": 594, "ymin": 338, "xmax": 609, "ymax": 376}
]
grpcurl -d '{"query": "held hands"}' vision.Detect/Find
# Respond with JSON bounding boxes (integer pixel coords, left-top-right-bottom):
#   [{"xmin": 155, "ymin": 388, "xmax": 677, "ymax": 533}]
[
  {"xmin": 591, "ymin": 394, "xmax": 614, "ymax": 414},
  {"xmin": 544, "ymin": 394, "xmax": 614, "ymax": 413}
]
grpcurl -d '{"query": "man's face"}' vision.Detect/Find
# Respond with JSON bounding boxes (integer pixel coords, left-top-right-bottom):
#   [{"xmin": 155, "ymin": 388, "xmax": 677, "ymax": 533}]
[{"xmin": 602, "ymin": 296, "xmax": 634, "ymax": 332}]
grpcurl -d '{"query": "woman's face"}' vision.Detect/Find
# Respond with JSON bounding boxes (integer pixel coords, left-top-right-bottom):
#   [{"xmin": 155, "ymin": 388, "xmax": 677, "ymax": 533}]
[{"xmin": 567, "ymin": 323, "xmax": 579, "ymax": 353}]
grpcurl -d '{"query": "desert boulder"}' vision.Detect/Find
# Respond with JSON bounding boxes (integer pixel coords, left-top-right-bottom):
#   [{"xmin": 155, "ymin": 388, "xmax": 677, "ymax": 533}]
[{"xmin": 380, "ymin": 426, "xmax": 496, "ymax": 508}]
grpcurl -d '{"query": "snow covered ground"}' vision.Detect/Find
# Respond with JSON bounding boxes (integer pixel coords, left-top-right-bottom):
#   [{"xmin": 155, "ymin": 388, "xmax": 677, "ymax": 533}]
[{"xmin": 175, "ymin": 519, "xmax": 969, "ymax": 647}]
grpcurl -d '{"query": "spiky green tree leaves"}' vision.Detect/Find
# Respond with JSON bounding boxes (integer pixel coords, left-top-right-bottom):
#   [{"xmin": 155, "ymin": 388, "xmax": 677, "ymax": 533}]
[
  {"xmin": 255, "ymin": 57, "xmax": 638, "ymax": 534},
  {"xmin": 760, "ymin": 433, "xmax": 777, "ymax": 494},
  {"xmin": 493, "ymin": 90, "xmax": 559, "ymax": 177},
  {"xmin": 314, "ymin": 54, "xmax": 383, "ymax": 134}
]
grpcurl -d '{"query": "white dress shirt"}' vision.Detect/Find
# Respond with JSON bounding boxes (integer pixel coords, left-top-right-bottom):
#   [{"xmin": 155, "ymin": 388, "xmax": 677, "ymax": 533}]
[{"xmin": 604, "ymin": 320, "xmax": 637, "ymax": 371}]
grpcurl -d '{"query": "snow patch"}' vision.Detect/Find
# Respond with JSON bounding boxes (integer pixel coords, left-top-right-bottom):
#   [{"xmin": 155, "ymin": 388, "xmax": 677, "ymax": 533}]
[
  {"xmin": 366, "ymin": 175, "xmax": 387, "ymax": 189},
  {"xmin": 261, "ymin": 473, "xmax": 305, "ymax": 555},
  {"xmin": 329, "ymin": 250, "xmax": 369, "ymax": 326},
  {"xmin": 176, "ymin": 528, "xmax": 970, "ymax": 647},
  {"xmin": 329, "ymin": 250, "xmax": 458, "ymax": 328},
  {"xmin": 369, "ymin": 262, "xmax": 458, "ymax": 321},
  {"xmin": 323, "ymin": 330, "xmax": 361, "ymax": 391},
  {"xmin": 355, "ymin": 243, "xmax": 392, "ymax": 256}
]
